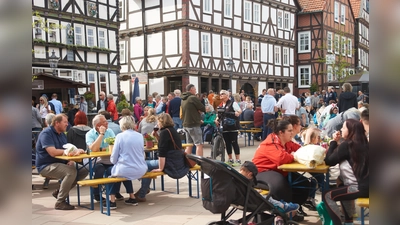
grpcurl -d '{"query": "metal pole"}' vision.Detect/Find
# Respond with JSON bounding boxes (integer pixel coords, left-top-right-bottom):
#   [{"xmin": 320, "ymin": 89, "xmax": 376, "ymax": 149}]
[{"xmin": 229, "ymin": 71, "xmax": 232, "ymax": 91}]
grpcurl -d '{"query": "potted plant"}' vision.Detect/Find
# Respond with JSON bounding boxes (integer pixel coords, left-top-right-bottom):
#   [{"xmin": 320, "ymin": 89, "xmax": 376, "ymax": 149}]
[
  {"xmin": 143, "ymin": 133, "xmax": 155, "ymax": 148},
  {"xmin": 104, "ymin": 137, "xmax": 115, "ymax": 152}
]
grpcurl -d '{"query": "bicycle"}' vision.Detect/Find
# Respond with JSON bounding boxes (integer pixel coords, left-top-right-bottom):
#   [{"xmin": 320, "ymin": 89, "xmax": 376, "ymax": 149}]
[{"xmin": 210, "ymin": 111, "xmax": 236, "ymax": 162}]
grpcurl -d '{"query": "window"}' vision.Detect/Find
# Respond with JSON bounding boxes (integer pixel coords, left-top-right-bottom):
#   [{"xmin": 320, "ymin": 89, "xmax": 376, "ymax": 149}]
[
  {"xmin": 298, "ymin": 31, "xmax": 310, "ymax": 53},
  {"xmin": 327, "ymin": 66, "xmax": 333, "ymax": 82},
  {"xmin": 204, "ymin": 0, "xmax": 211, "ymax": 13},
  {"xmin": 223, "ymin": 37, "xmax": 231, "ymax": 58},
  {"xmin": 252, "ymin": 43, "xmax": 259, "ymax": 62},
  {"xmin": 119, "ymin": 0, "xmax": 125, "ymax": 21},
  {"xmin": 334, "ymin": 34, "xmax": 339, "ymax": 54},
  {"xmin": 99, "ymin": 73, "xmax": 107, "ymax": 93},
  {"xmin": 284, "ymin": 12, "xmax": 290, "ymax": 30},
  {"xmin": 244, "ymin": 1, "xmax": 251, "ymax": 22},
  {"xmin": 283, "ymin": 47, "xmax": 289, "ymax": 66},
  {"xmin": 98, "ymin": 29, "xmax": 107, "ymax": 48},
  {"xmin": 327, "ymin": 32, "xmax": 333, "ymax": 53},
  {"xmin": 347, "ymin": 39, "xmax": 352, "ymax": 57},
  {"xmin": 202, "ymin": 33, "xmax": 210, "ymax": 56},
  {"xmin": 277, "ymin": 10, "xmax": 283, "ymax": 29},
  {"xmin": 33, "ymin": 19, "xmax": 43, "ymax": 40},
  {"xmin": 298, "ymin": 66, "xmax": 311, "ymax": 87},
  {"xmin": 87, "ymin": 27, "xmax": 96, "ymax": 47},
  {"xmin": 120, "ymin": 42, "xmax": 126, "ymax": 63},
  {"xmin": 341, "ymin": 36, "xmax": 346, "ymax": 56},
  {"xmin": 274, "ymin": 46, "xmax": 281, "ymax": 65},
  {"xmin": 242, "ymin": 41, "xmax": 249, "ymax": 61},
  {"xmin": 74, "ymin": 25, "xmax": 83, "ymax": 45},
  {"xmin": 334, "ymin": 2, "xmax": 339, "ymax": 22},
  {"xmin": 341, "ymin": 4, "xmax": 346, "ymax": 24},
  {"xmin": 48, "ymin": 22, "xmax": 57, "ymax": 42},
  {"xmin": 224, "ymin": 0, "xmax": 232, "ymax": 17},
  {"xmin": 253, "ymin": 3, "xmax": 260, "ymax": 24}
]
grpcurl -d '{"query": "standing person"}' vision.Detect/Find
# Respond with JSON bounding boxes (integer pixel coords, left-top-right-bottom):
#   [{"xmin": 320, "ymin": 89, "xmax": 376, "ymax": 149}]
[
  {"xmin": 296, "ymin": 105, "xmax": 309, "ymax": 128},
  {"xmin": 208, "ymin": 90, "xmax": 214, "ymax": 106},
  {"xmin": 338, "ymin": 83, "xmax": 357, "ymax": 113},
  {"xmin": 106, "ymin": 94, "xmax": 118, "ymax": 122},
  {"xmin": 49, "ymin": 93, "xmax": 63, "ymax": 114},
  {"xmin": 79, "ymin": 96, "xmax": 88, "ymax": 114},
  {"xmin": 304, "ymin": 92, "xmax": 312, "ymax": 113},
  {"xmin": 165, "ymin": 92, "xmax": 174, "ymax": 114},
  {"xmin": 357, "ymin": 91, "xmax": 365, "ymax": 102},
  {"xmin": 133, "ymin": 97, "xmax": 143, "ymax": 122},
  {"xmin": 105, "ymin": 116, "xmax": 147, "ymax": 209},
  {"xmin": 258, "ymin": 89, "xmax": 267, "ymax": 105},
  {"xmin": 321, "ymin": 90, "xmax": 329, "ymax": 106},
  {"xmin": 145, "ymin": 95, "xmax": 156, "ymax": 108},
  {"xmin": 32, "ymin": 104, "xmax": 43, "ymax": 131},
  {"xmin": 181, "ymin": 84, "xmax": 206, "ymax": 156},
  {"xmin": 276, "ymin": 87, "xmax": 299, "ymax": 116},
  {"xmin": 96, "ymin": 91, "xmax": 108, "ymax": 112},
  {"xmin": 327, "ymin": 87, "xmax": 336, "ymax": 103},
  {"xmin": 135, "ymin": 113, "xmax": 188, "ymax": 201},
  {"xmin": 215, "ymin": 89, "xmax": 242, "ymax": 166},
  {"xmin": 261, "ymin": 88, "xmax": 277, "ymax": 140},
  {"xmin": 202, "ymin": 92, "xmax": 210, "ymax": 106},
  {"xmin": 310, "ymin": 92, "xmax": 319, "ymax": 114},
  {"xmin": 35, "ymin": 114, "xmax": 88, "ymax": 210},
  {"xmin": 323, "ymin": 119, "xmax": 369, "ymax": 225},
  {"xmin": 67, "ymin": 104, "xmax": 79, "ymax": 126},
  {"xmin": 37, "ymin": 96, "xmax": 51, "ymax": 126},
  {"xmin": 168, "ymin": 89, "xmax": 182, "ymax": 129}
]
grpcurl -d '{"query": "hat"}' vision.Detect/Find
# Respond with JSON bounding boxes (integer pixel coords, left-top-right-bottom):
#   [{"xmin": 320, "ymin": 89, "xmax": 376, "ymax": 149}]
[{"xmin": 242, "ymin": 161, "xmax": 258, "ymax": 185}]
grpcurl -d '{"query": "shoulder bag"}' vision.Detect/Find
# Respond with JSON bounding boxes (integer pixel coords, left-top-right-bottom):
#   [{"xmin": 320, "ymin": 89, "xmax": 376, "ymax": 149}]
[{"xmin": 166, "ymin": 128, "xmax": 196, "ymax": 168}]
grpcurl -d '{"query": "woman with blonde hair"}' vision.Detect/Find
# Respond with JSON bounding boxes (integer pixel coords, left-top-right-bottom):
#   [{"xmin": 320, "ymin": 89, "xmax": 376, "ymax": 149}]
[
  {"xmin": 138, "ymin": 108, "xmax": 157, "ymax": 135},
  {"xmin": 303, "ymin": 127, "xmax": 322, "ymax": 145},
  {"xmin": 36, "ymin": 96, "xmax": 51, "ymax": 125}
]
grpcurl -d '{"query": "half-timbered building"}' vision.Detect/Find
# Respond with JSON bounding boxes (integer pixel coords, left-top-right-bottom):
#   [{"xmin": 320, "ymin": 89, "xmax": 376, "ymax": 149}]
[
  {"xmin": 32, "ymin": 0, "xmax": 120, "ymax": 108},
  {"xmin": 296, "ymin": 0, "xmax": 356, "ymax": 95},
  {"xmin": 350, "ymin": 0, "xmax": 369, "ymax": 71},
  {"xmin": 119, "ymin": 0, "xmax": 299, "ymax": 100}
]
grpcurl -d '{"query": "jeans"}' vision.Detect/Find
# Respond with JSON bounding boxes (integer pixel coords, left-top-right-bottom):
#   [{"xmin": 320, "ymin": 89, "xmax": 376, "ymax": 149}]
[
  {"xmin": 262, "ymin": 114, "xmax": 275, "ymax": 140},
  {"xmin": 40, "ymin": 162, "xmax": 88, "ymax": 203},
  {"xmin": 172, "ymin": 117, "xmax": 182, "ymax": 130},
  {"xmin": 109, "ymin": 180, "xmax": 134, "ymax": 195},
  {"xmin": 93, "ymin": 163, "xmax": 113, "ymax": 195},
  {"xmin": 137, "ymin": 160, "xmax": 159, "ymax": 198}
]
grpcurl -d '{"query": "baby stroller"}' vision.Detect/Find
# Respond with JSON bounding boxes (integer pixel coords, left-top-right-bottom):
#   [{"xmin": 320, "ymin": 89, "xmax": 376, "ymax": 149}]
[{"xmin": 187, "ymin": 155, "xmax": 298, "ymax": 225}]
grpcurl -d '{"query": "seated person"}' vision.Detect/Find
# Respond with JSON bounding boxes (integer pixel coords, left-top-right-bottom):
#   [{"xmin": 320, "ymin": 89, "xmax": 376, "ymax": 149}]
[
  {"xmin": 201, "ymin": 105, "xmax": 217, "ymax": 128},
  {"xmin": 239, "ymin": 161, "xmax": 299, "ymax": 213},
  {"xmin": 35, "ymin": 114, "xmax": 88, "ymax": 210},
  {"xmin": 105, "ymin": 116, "xmax": 148, "ymax": 209},
  {"xmin": 253, "ymin": 103, "xmax": 263, "ymax": 141}
]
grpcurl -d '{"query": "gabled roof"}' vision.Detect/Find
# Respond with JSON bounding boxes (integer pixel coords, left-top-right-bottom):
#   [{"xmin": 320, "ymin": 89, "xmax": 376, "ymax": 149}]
[
  {"xmin": 349, "ymin": 0, "xmax": 362, "ymax": 18},
  {"xmin": 298, "ymin": 0, "xmax": 327, "ymax": 13}
]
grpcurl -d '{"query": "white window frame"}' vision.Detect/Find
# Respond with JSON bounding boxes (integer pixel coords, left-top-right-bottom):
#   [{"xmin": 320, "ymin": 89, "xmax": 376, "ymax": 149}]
[
  {"xmin": 327, "ymin": 65, "xmax": 333, "ymax": 82},
  {"xmin": 274, "ymin": 46, "xmax": 281, "ymax": 65},
  {"xmin": 224, "ymin": 0, "xmax": 232, "ymax": 18},
  {"xmin": 298, "ymin": 65, "xmax": 311, "ymax": 88},
  {"xmin": 277, "ymin": 10, "xmax": 283, "ymax": 29},
  {"xmin": 253, "ymin": 3, "xmax": 260, "ymax": 24},
  {"xmin": 252, "ymin": 42, "xmax": 259, "ymax": 62},
  {"xmin": 341, "ymin": 4, "xmax": 346, "ymax": 24},
  {"xmin": 327, "ymin": 32, "xmax": 333, "ymax": 53},
  {"xmin": 201, "ymin": 33, "xmax": 211, "ymax": 56},
  {"xmin": 120, "ymin": 41, "xmax": 126, "ymax": 64},
  {"xmin": 223, "ymin": 37, "xmax": 231, "ymax": 58},
  {"xmin": 334, "ymin": 2, "xmax": 339, "ymax": 22},
  {"xmin": 334, "ymin": 34, "xmax": 340, "ymax": 54},
  {"xmin": 341, "ymin": 36, "xmax": 346, "ymax": 56},
  {"xmin": 283, "ymin": 47, "xmax": 289, "ymax": 66},
  {"xmin": 48, "ymin": 21, "xmax": 58, "ymax": 42},
  {"xmin": 242, "ymin": 41, "xmax": 250, "ymax": 61},
  {"xmin": 99, "ymin": 72, "xmax": 108, "ymax": 93},
  {"xmin": 119, "ymin": 0, "xmax": 125, "ymax": 21},
  {"xmin": 98, "ymin": 28, "xmax": 107, "ymax": 48},
  {"xmin": 86, "ymin": 26, "xmax": 97, "ymax": 47},
  {"xmin": 244, "ymin": 1, "xmax": 252, "ymax": 22},
  {"xmin": 298, "ymin": 31, "xmax": 311, "ymax": 53},
  {"xmin": 33, "ymin": 17, "xmax": 43, "ymax": 40},
  {"xmin": 284, "ymin": 12, "xmax": 290, "ymax": 30},
  {"xmin": 74, "ymin": 24, "xmax": 84, "ymax": 45},
  {"xmin": 204, "ymin": 0, "xmax": 211, "ymax": 14}
]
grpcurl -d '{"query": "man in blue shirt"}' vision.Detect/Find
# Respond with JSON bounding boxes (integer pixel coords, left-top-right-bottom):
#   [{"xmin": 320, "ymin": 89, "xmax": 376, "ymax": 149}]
[
  {"xmin": 168, "ymin": 89, "xmax": 182, "ymax": 129},
  {"xmin": 49, "ymin": 93, "xmax": 63, "ymax": 114},
  {"xmin": 86, "ymin": 114, "xmax": 121, "ymax": 201},
  {"xmin": 261, "ymin": 88, "xmax": 277, "ymax": 140},
  {"xmin": 36, "ymin": 114, "xmax": 88, "ymax": 210},
  {"xmin": 98, "ymin": 110, "xmax": 121, "ymax": 135}
]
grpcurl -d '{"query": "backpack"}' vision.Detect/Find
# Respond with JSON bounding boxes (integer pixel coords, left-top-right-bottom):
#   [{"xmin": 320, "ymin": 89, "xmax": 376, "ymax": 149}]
[{"xmin": 48, "ymin": 102, "xmax": 55, "ymax": 113}]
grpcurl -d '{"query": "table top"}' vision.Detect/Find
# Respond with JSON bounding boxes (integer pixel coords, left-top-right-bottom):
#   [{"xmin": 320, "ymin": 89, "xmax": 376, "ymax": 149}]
[
  {"xmin": 278, "ymin": 162, "xmax": 329, "ymax": 173},
  {"xmin": 240, "ymin": 121, "xmax": 254, "ymax": 124},
  {"xmin": 55, "ymin": 151, "xmax": 111, "ymax": 161}
]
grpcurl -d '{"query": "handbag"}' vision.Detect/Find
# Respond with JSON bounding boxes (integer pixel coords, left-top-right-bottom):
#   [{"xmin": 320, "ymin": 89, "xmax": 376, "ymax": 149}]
[{"xmin": 166, "ymin": 128, "xmax": 196, "ymax": 168}]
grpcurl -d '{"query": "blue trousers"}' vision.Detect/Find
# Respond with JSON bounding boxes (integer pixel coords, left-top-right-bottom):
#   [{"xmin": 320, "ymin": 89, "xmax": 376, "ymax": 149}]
[
  {"xmin": 262, "ymin": 114, "xmax": 275, "ymax": 140},
  {"xmin": 137, "ymin": 160, "xmax": 159, "ymax": 198}
]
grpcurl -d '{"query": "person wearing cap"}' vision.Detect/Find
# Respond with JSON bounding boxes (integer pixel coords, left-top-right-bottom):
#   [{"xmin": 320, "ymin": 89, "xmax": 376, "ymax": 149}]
[{"xmin": 239, "ymin": 161, "xmax": 299, "ymax": 214}]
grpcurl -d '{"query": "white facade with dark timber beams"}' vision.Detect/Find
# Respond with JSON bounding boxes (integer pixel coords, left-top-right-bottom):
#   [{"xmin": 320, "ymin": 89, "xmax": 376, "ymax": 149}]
[
  {"xmin": 32, "ymin": 0, "xmax": 120, "ymax": 108},
  {"xmin": 119, "ymin": 0, "xmax": 298, "ymax": 101}
]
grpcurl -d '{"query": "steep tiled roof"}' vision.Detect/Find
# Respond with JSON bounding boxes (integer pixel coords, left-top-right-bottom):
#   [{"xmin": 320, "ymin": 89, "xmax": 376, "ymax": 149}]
[
  {"xmin": 349, "ymin": 0, "xmax": 362, "ymax": 18},
  {"xmin": 298, "ymin": 0, "xmax": 327, "ymax": 13}
]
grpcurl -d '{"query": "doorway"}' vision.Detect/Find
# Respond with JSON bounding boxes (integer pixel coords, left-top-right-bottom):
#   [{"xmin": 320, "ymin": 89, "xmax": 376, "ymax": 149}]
[{"xmin": 240, "ymin": 83, "xmax": 255, "ymax": 102}]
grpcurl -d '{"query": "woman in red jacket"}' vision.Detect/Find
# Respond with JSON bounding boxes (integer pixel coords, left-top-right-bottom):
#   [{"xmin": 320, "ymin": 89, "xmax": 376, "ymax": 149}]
[{"xmin": 252, "ymin": 119, "xmax": 310, "ymax": 222}]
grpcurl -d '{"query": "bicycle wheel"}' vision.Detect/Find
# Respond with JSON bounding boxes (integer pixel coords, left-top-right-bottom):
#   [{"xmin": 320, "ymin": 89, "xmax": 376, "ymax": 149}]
[{"xmin": 211, "ymin": 135, "xmax": 225, "ymax": 162}]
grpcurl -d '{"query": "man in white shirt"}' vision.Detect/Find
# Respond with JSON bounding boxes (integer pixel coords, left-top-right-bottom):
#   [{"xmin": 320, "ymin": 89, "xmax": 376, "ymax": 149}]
[{"xmin": 275, "ymin": 87, "xmax": 299, "ymax": 116}]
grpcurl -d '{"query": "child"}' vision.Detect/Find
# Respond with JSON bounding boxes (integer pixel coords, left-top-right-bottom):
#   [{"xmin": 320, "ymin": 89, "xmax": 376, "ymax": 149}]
[{"xmin": 239, "ymin": 161, "xmax": 299, "ymax": 213}]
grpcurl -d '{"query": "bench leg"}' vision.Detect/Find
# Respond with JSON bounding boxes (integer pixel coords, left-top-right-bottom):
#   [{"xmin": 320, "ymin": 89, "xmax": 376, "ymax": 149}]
[
  {"xmin": 176, "ymin": 178, "xmax": 179, "ymax": 194},
  {"xmin": 361, "ymin": 207, "xmax": 365, "ymax": 225},
  {"xmin": 188, "ymin": 170, "xmax": 199, "ymax": 199},
  {"xmin": 161, "ymin": 175, "xmax": 165, "ymax": 191}
]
